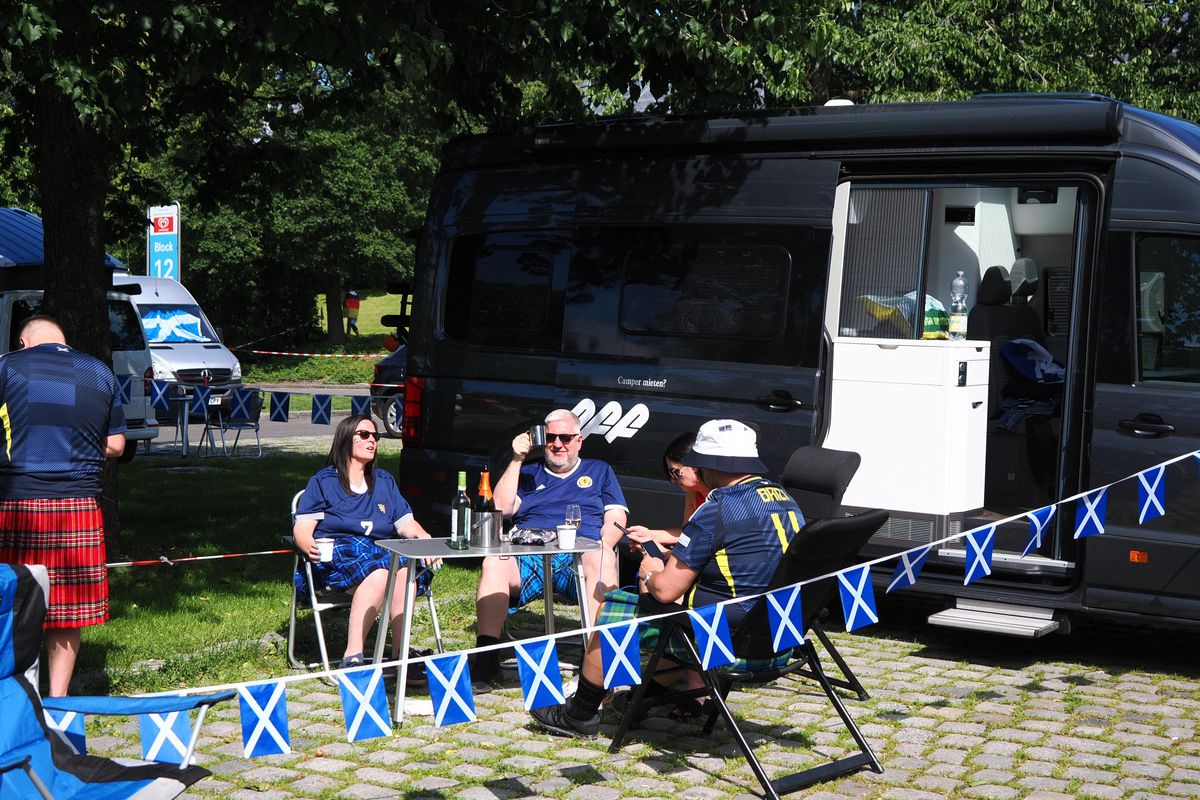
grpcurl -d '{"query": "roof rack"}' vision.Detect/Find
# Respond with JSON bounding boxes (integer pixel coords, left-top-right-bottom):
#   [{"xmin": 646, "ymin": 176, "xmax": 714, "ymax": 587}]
[{"xmin": 970, "ymin": 92, "xmax": 1117, "ymax": 103}]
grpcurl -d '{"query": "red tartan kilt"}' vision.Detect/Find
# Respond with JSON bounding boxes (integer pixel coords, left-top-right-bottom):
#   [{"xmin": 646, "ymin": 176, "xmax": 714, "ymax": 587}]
[{"xmin": 0, "ymin": 498, "xmax": 108, "ymax": 628}]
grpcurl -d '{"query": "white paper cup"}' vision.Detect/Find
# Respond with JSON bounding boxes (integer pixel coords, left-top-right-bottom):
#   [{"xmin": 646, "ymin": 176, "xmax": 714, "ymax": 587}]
[
  {"xmin": 315, "ymin": 538, "xmax": 335, "ymax": 562},
  {"xmin": 556, "ymin": 525, "xmax": 577, "ymax": 550}
]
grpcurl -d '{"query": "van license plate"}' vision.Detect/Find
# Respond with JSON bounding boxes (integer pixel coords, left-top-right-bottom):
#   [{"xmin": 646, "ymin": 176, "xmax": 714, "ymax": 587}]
[{"xmin": 208, "ymin": 397, "xmax": 222, "ymax": 406}]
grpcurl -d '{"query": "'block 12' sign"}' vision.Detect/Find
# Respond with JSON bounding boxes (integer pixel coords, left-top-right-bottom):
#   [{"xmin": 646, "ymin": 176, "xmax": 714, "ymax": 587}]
[{"xmin": 147, "ymin": 204, "xmax": 180, "ymax": 280}]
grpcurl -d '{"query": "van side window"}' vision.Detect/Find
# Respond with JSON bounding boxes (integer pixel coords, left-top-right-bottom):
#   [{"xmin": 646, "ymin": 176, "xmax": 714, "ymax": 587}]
[
  {"xmin": 443, "ymin": 232, "xmax": 564, "ymax": 350},
  {"xmin": 1136, "ymin": 234, "xmax": 1200, "ymax": 383},
  {"xmin": 620, "ymin": 244, "xmax": 790, "ymax": 338}
]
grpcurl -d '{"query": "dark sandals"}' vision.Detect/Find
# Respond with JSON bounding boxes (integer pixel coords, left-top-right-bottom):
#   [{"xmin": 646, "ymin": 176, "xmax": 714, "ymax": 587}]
[{"xmin": 667, "ymin": 697, "xmax": 707, "ymax": 720}]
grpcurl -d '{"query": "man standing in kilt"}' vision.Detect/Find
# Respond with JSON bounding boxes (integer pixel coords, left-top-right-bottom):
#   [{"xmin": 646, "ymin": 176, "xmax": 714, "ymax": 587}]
[{"xmin": 0, "ymin": 315, "xmax": 126, "ymax": 696}]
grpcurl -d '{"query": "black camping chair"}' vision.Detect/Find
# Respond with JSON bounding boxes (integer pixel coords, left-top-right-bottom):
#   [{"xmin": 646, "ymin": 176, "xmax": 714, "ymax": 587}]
[{"xmin": 609, "ymin": 507, "xmax": 889, "ymax": 799}]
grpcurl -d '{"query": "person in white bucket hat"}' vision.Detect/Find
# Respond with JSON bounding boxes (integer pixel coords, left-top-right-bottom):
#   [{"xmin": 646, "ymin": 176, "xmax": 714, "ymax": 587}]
[{"xmin": 531, "ymin": 418, "xmax": 806, "ymax": 738}]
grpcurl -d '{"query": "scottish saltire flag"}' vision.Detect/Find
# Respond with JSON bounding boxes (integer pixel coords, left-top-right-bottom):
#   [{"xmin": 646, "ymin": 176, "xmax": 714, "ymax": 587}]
[
  {"xmin": 270, "ymin": 392, "xmax": 290, "ymax": 423},
  {"xmin": 338, "ymin": 667, "xmax": 391, "ymax": 742},
  {"xmin": 311, "ymin": 394, "xmax": 332, "ymax": 425},
  {"xmin": 238, "ymin": 682, "xmax": 290, "ymax": 758},
  {"xmin": 766, "ymin": 585, "xmax": 805, "ymax": 652},
  {"xmin": 1023, "ymin": 505, "xmax": 1056, "ymax": 557},
  {"xmin": 887, "ymin": 546, "xmax": 932, "ymax": 593},
  {"xmin": 139, "ymin": 709, "xmax": 192, "ymax": 764},
  {"xmin": 964, "ymin": 526, "xmax": 996, "ymax": 586},
  {"xmin": 191, "ymin": 385, "xmax": 211, "ymax": 417},
  {"xmin": 1074, "ymin": 489, "xmax": 1107, "ymax": 539},
  {"xmin": 427, "ymin": 653, "xmax": 475, "ymax": 727},
  {"xmin": 688, "ymin": 604, "xmax": 736, "ymax": 669},
  {"xmin": 231, "ymin": 388, "xmax": 255, "ymax": 421},
  {"xmin": 515, "ymin": 639, "xmax": 565, "ymax": 711},
  {"xmin": 1138, "ymin": 466, "xmax": 1166, "ymax": 525},
  {"xmin": 44, "ymin": 708, "xmax": 86, "ymax": 754},
  {"xmin": 599, "ymin": 620, "xmax": 641, "ymax": 689},
  {"xmin": 150, "ymin": 380, "xmax": 173, "ymax": 413},
  {"xmin": 837, "ymin": 566, "xmax": 878, "ymax": 632},
  {"xmin": 115, "ymin": 375, "xmax": 132, "ymax": 406},
  {"xmin": 351, "ymin": 395, "xmax": 371, "ymax": 417}
]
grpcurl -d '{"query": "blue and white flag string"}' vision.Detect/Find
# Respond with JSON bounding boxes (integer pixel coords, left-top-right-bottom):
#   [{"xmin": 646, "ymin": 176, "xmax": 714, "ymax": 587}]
[{"xmin": 72, "ymin": 448, "xmax": 1200, "ymax": 755}]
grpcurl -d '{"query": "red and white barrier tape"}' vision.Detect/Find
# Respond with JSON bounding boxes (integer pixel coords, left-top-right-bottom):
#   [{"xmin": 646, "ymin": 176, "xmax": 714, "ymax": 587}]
[
  {"xmin": 229, "ymin": 323, "xmax": 309, "ymax": 352},
  {"xmin": 234, "ymin": 348, "xmax": 385, "ymax": 359},
  {"xmin": 107, "ymin": 548, "xmax": 290, "ymax": 569}
]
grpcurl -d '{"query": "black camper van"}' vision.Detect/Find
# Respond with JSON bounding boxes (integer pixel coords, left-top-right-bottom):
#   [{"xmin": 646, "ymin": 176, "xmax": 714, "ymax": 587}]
[{"xmin": 397, "ymin": 93, "xmax": 1200, "ymax": 636}]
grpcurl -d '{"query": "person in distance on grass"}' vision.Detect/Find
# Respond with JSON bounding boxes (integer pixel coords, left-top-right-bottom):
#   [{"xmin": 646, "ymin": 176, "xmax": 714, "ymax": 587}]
[
  {"xmin": 292, "ymin": 413, "xmax": 438, "ymax": 671},
  {"xmin": 0, "ymin": 315, "xmax": 126, "ymax": 696},
  {"xmin": 529, "ymin": 419, "xmax": 804, "ymax": 738},
  {"xmin": 473, "ymin": 409, "xmax": 628, "ymax": 683}
]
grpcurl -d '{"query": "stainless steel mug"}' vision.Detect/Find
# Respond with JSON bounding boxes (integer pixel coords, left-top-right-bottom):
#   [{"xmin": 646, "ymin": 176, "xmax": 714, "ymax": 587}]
[{"xmin": 529, "ymin": 424, "xmax": 547, "ymax": 448}]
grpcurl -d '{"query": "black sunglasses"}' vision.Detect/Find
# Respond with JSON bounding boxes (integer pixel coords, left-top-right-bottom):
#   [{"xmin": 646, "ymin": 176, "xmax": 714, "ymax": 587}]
[
  {"xmin": 667, "ymin": 466, "xmax": 686, "ymax": 480},
  {"xmin": 546, "ymin": 433, "xmax": 580, "ymax": 444},
  {"xmin": 354, "ymin": 430, "xmax": 380, "ymax": 441}
]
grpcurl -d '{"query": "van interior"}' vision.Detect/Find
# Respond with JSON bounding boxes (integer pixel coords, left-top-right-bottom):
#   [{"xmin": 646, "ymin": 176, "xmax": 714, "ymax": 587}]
[{"xmin": 831, "ymin": 181, "xmax": 1082, "ymax": 584}]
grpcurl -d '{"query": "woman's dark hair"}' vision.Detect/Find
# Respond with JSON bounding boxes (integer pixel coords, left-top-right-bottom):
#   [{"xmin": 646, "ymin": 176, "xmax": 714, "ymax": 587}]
[
  {"xmin": 662, "ymin": 432, "xmax": 697, "ymax": 477},
  {"xmin": 327, "ymin": 414, "xmax": 377, "ymax": 493}
]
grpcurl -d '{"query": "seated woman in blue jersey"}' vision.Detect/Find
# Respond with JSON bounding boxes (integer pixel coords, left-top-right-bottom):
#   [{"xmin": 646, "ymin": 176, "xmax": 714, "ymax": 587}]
[{"xmin": 293, "ymin": 414, "xmax": 439, "ymax": 669}]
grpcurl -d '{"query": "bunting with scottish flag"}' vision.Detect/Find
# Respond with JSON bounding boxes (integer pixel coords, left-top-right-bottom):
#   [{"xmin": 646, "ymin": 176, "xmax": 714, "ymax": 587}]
[
  {"xmin": 688, "ymin": 604, "xmax": 736, "ymax": 669},
  {"xmin": 337, "ymin": 667, "xmax": 391, "ymax": 742},
  {"xmin": 964, "ymin": 525, "xmax": 996, "ymax": 585},
  {"xmin": 190, "ymin": 385, "xmax": 211, "ymax": 417},
  {"xmin": 515, "ymin": 639, "xmax": 565, "ymax": 711},
  {"xmin": 1074, "ymin": 489, "xmax": 1107, "ymax": 539},
  {"xmin": 139, "ymin": 709, "xmax": 193, "ymax": 764},
  {"xmin": 270, "ymin": 392, "xmax": 290, "ymax": 423},
  {"xmin": 238, "ymin": 682, "xmax": 290, "ymax": 758},
  {"xmin": 231, "ymin": 388, "xmax": 256, "ymax": 421},
  {"xmin": 115, "ymin": 375, "xmax": 131, "ymax": 406},
  {"xmin": 1137, "ymin": 466, "xmax": 1166, "ymax": 525},
  {"xmin": 311, "ymin": 394, "xmax": 332, "ymax": 425},
  {"xmin": 887, "ymin": 545, "xmax": 932, "ymax": 593},
  {"xmin": 1023, "ymin": 505, "xmax": 1056, "ymax": 557},
  {"xmin": 599, "ymin": 620, "xmax": 641, "ymax": 689},
  {"xmin": 427, "ymin": 653, "xmax": 475, "ymax": 727},
  {"xmin": 351, "ymin": 395, "xmax": 371, "ymax": 417},
  {"xmin": 837, "ymin": 565, "xmax": 878, "ymax": 632},
  {"xmin": 150, "ymin": 379, "xmax": 173, "ymax": 413},
  {"xmin": 766, "ymin": 584, "xmax": 805, "ymax": 652}
]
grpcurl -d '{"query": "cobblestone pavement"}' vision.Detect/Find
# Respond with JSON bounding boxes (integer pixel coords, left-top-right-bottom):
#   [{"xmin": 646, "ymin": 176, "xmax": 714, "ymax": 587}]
[{"xmin": 89, "ymin": 602, "xmax": 1200, "ymax": 800}]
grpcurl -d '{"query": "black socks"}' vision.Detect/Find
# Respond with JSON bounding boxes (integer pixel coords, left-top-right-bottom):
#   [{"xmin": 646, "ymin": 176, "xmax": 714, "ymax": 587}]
[
  {"xmin": 474, "ymin": 634, "xmax": 501, "ymax": 677},
  {"xmin": 568, "ymin": 675, "xmax": 607, "ymax": 720}
]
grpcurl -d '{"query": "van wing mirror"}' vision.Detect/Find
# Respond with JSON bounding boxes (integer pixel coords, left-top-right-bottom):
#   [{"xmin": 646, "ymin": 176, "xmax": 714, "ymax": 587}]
[
  {"xmin": 382, "ymin": 281, "xmax": 414, "ymax": 329},
  {"xmin": 113, "ymin": 283, "xmax": 142, "ymax": 295}
]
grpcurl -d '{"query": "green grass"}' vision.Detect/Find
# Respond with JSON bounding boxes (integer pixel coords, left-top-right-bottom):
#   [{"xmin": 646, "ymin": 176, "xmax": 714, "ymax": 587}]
[{"xmin": 74, "ymin": 438, "xmax": 480, "ymax": 695}]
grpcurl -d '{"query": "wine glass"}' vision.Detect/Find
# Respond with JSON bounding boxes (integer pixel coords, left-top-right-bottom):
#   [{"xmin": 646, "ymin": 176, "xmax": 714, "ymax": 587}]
[{"xmin": 565, "ymin": 504, "xmax": 581, "ymax": 528}]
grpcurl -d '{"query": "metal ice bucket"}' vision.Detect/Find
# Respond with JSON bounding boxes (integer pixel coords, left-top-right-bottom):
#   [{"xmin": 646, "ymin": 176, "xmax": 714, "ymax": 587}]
[{"xmin": 470, "ymin": 511, "xmax": 503, "ymax": 549}]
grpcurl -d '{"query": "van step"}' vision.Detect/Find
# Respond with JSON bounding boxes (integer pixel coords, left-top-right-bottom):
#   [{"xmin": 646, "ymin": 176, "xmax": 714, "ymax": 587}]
[{"xmin": 927, "ymin": 599, "xmax": 1060, "ymax": 638}]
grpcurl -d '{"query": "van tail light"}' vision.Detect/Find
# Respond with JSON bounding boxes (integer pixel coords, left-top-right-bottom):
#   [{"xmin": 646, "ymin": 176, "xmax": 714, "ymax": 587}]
[
  {"xmin": 401, "ymin": 376, "xmax": 425, "ymax": 447},
  {"xmin": 143, "ymin": 367, "xmax": 153, "ymax": 397}
]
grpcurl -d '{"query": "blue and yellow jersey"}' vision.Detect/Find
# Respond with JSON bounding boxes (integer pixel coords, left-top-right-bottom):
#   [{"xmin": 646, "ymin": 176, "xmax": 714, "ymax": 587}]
[
  {"xmin": 0, "ymin": 343, "xmax": 126, "ymax": 500},
  {"xmin": 294, "ymin": 466, "xmax": 414, "ymax": 539},
  {"xmin": 672, "ymin": 476, "xmax": 804, "ymax": 621}
]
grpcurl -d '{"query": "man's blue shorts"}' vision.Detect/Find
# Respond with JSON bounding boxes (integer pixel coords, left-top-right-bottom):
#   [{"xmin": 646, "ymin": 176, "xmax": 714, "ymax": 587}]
[{"xmin": 513, "ymin": 552, "xmax": 577, "ymax": 612}]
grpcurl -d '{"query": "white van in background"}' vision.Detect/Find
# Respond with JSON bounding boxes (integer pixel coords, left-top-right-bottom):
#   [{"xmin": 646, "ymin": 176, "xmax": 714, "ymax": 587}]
[
  {"xmin": 0, "ymin": 289, "xmax": 158, "ymax": 460},
  {"xmin": 112, "ymin": 275, "xmax": 243, "ymax": 413}
]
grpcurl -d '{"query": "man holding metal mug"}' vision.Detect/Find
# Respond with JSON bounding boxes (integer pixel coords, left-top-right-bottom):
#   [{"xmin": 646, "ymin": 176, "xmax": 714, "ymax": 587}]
[{"xmin": 473, "ymin": 409, "xmax": 628, "ymax": 683}]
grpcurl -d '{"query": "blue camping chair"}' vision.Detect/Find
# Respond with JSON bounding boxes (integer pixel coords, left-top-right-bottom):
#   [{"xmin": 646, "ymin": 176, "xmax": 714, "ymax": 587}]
[{"xmin": 0, "ymin": 564, "xmax": 233, "ymax": 800}]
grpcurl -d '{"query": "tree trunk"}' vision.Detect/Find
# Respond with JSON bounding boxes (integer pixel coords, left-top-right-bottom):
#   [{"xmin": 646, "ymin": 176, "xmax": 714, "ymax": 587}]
[
  {"xmin": 31, "ymin": 85, "xmax": 122, "ymax": 556},
  {"xmin": 325, "ymin": 272, "xmax": 346, "ymax": 344}
]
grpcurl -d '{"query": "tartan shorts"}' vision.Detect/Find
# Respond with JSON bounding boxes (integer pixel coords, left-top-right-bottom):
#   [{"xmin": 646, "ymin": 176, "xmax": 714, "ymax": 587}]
[
  {"xmin": 596, "ymin": 588, "xmax": 792, "ymax": 673},
  {"xmin": 513, "ymin": 553, "xmax": 577, "ymax": 612},
  {"xmin": 294, "ymin": 535, "xmax": 433, "ymax": 599}
]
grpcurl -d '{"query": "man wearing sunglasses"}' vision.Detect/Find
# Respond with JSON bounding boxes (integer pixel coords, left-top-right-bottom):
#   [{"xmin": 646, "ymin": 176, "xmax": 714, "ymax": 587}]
[{"xmin": 474, "ymin": 409, "xmax": 627, "ymax": 683}]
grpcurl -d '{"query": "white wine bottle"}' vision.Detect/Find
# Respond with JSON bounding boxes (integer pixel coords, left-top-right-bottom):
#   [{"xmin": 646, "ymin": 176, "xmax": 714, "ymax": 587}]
[{"xmin": 449, "ymin": 471, "xmax": 472, "ymax": 550}]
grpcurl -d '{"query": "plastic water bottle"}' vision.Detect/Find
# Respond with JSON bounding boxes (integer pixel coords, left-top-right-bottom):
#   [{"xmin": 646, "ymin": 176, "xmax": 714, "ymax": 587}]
[{"xmin": 949, "ymin": 271, "xmax": 968, "ymax": 341}]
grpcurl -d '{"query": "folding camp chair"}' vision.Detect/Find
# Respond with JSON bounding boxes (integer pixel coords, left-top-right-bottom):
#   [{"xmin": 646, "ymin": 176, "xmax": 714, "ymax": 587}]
[
  {"xmin": 0, "ymin": 563, "xmax": 233, "ymax": 800},
  {"xmin": 285, "ymin": 491, "xmax": 444, "ymax": 671},
  {"xmin": 609, "ymin": 508, "xmax": 890, "ymax": 799},
  {"xmin": 200, "ymin": 388, "xmax": 263, "ymax": 458}
]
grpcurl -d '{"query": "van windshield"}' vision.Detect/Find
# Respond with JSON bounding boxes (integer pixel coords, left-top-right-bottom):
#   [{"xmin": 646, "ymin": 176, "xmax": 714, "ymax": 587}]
[{"xmin": 138, "ymin": 304, "xmax": 218, "ymax": 344}]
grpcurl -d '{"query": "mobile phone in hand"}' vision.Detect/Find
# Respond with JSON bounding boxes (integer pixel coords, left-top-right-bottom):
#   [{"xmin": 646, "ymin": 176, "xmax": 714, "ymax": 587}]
[{"xmin": 616, "ymin": 522, "xmax": 666, "ymax": 560}]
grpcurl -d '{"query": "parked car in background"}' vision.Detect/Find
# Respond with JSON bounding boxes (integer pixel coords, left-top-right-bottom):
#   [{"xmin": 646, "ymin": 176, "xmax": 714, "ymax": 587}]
[{"xmin": 370, "ymin": 345, "xmax": 406, "ymax": 437}]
